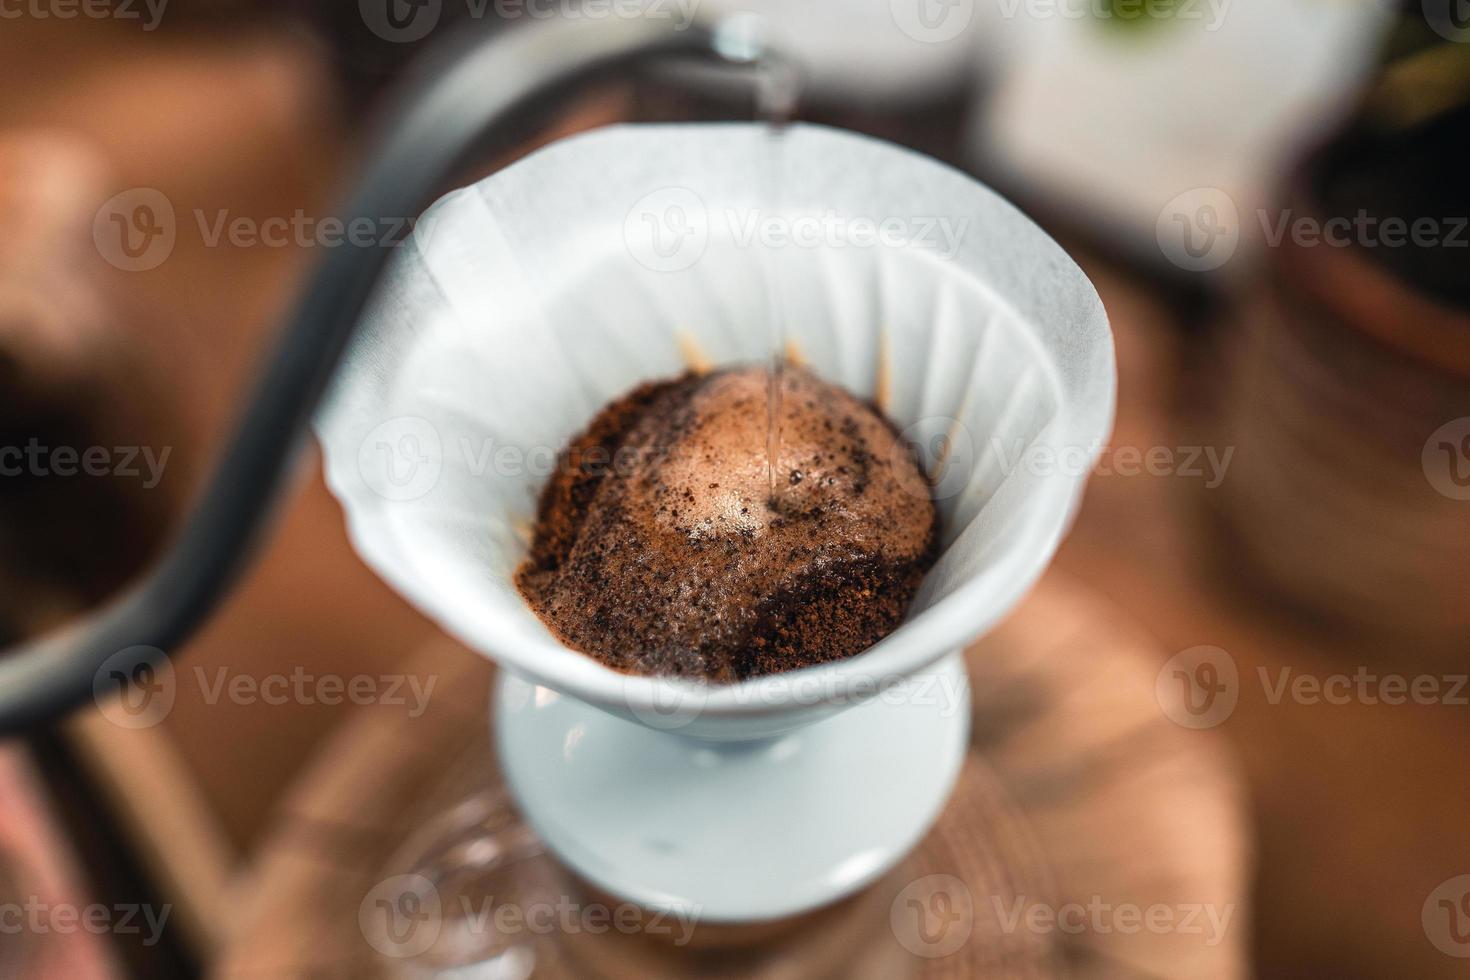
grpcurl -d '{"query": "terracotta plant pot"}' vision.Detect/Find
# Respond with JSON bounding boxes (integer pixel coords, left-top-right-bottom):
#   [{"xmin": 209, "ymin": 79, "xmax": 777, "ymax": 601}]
[{"xmin": 1209, "ymin": 103, "xmax": 1470, "ymax": 662}]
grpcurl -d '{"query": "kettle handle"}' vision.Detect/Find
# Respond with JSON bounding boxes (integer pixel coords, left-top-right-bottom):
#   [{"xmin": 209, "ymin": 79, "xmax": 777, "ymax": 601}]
[{"xmin": 0, "ymin": 14, "xmax": 754, "ymax": 732}]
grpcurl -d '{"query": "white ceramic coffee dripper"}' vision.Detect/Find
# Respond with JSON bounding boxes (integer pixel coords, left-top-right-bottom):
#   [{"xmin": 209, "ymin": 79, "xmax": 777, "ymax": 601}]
[{"xmin": 316, "ymin": 123, "xmax": 1114, "ymax": 925}]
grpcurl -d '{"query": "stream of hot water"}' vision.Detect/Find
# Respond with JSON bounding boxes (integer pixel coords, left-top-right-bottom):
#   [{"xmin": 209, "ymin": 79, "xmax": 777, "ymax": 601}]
[{"xmin": 756, "ymin": 53, "xmax": 800, "ymax": 505}]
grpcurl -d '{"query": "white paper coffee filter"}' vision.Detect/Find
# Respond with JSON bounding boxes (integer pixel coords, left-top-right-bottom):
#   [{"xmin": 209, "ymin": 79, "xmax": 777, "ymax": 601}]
[{"xmin": 316, "ymin": 123, "xmax": 1113, "ymax": 719}]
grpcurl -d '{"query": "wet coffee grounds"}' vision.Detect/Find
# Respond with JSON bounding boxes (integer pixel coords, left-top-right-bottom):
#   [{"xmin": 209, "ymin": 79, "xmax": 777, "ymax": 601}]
[{"xmin": 515, "ymin": 364, "xmax": 939, "ymax": 682}]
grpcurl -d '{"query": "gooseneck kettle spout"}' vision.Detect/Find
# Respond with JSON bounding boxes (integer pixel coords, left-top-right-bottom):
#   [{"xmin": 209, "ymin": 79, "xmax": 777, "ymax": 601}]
[{"xmin": 0, "ymin": 13, "xmax": 769, "ymax": 733}]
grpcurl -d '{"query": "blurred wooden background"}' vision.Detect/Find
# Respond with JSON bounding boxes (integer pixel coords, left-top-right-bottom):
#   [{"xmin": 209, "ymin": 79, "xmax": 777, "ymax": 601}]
[{"xmin": 0, "ymin": 11, "xmax": 1466, "ymax": 980}]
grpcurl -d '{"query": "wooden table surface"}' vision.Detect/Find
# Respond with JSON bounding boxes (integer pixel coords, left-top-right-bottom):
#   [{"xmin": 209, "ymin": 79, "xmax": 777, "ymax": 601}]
[{"xmin": 215, "ymin": 573, "xmax": 1248, "ymax": 979}]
